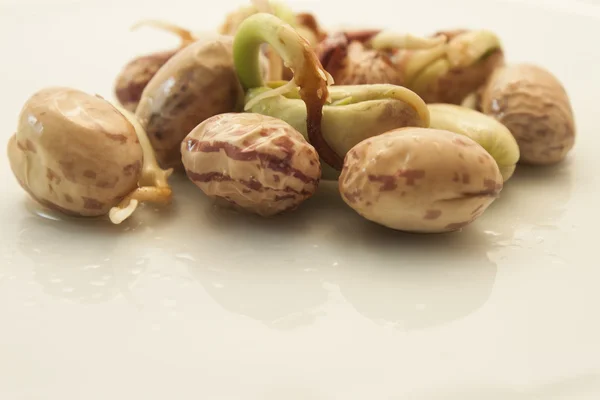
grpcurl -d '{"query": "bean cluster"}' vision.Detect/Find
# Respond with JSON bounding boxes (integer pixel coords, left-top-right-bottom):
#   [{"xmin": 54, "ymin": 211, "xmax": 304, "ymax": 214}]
[{"xmin": 7, "ymin": 1, "xmax": 575, "ymax": 233}]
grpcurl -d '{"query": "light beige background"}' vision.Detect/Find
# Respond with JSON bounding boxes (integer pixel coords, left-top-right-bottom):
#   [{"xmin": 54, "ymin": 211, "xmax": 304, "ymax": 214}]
[{"xmin": 1, "ymin": 0, "xmax": 599, "ymax": 399}]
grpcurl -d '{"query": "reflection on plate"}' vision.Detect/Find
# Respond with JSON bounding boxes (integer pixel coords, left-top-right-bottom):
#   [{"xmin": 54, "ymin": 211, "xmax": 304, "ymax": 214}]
[
  {"xmin": 17, "ymin": 216, "xmax": 148, "ymax": 303},
  {"xmin": 174, "ymin": 180, "xmax": 499, "ymax": 331},
  {"xmin": 10, "ymin": 155, "xmax": 575, "ymax": 334}
]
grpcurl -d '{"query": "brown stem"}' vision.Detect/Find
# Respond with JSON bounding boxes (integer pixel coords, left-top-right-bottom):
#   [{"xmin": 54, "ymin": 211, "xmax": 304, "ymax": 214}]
[{"xmin": 233, "ymin": 13, "xmax": 342, "ymax": 169}]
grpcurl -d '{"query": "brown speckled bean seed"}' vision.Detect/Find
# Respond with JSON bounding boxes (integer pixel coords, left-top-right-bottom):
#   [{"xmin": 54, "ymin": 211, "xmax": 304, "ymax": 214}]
[
  {"xmin": 317, "ymin": 33, "xmax": 404, "ymax": 86},
  {"xmin": 339, "ymin": 127, "xmax": 503, "ymax": 233},
  {"xmin": 114, "ymin": 50, "xmax": 177, "ymax": 113},
  {"xmin": 135, "ymin": 34, "xmax": 245, "ymax": 171},
  {"xmin": 8, "ymin": 87, "xmax": 174, "ymax": 224},
  {"xmin": 478, "ymin": 63, "xmax": 576, "ymax": 165},
  {"xmin": 7, "ymin": 87, "xmax": 143, "ymax": 217},
  {"xmin": 181, "ymin": 113, "xmax": 321, "ymax": 217}
]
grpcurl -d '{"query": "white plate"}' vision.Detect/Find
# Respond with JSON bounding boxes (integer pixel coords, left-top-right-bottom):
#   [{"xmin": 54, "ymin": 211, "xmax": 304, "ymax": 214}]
[{"xmin": 1, "ymin": 0, "xmax": 599, "ymax": 399}]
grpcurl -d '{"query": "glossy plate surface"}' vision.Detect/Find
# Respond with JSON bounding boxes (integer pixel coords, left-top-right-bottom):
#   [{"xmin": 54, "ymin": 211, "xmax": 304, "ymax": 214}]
[{"xmin": 1, "ymin": 0, "xmax": 599, "ymax": 398}]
